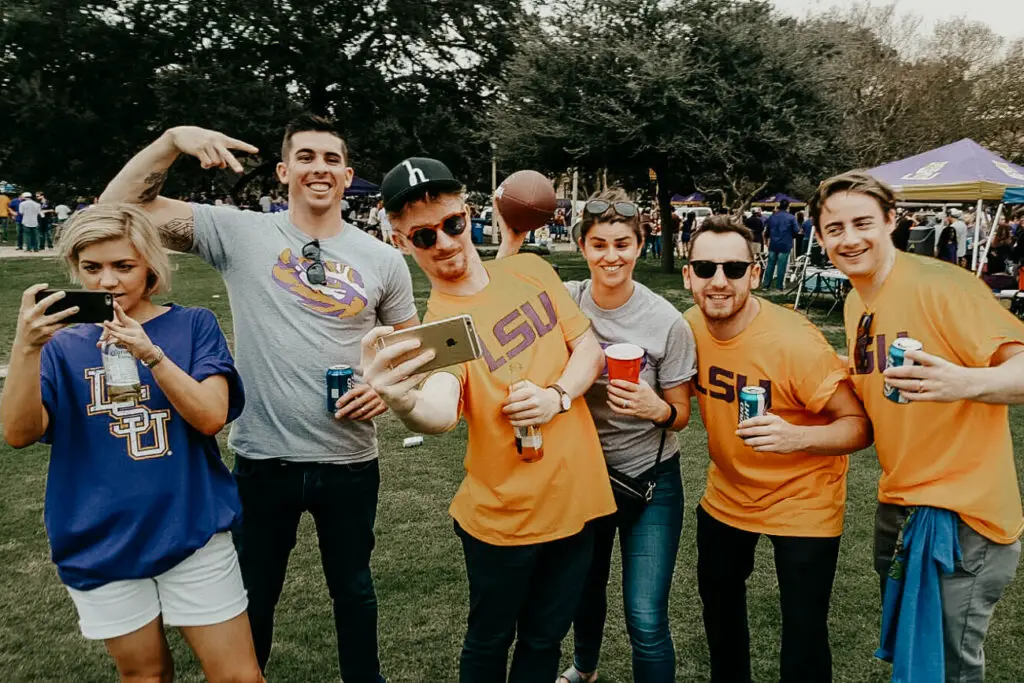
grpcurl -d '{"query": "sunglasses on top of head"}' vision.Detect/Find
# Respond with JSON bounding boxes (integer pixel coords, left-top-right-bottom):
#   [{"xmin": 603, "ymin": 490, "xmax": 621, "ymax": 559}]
[
  {"xmin": 689, "ymin": 260, "xmax": 753, "ymax": 280},
  {"xmin": 584, "ymin": 200, "xmax": 638, "ymax": 218},
  {"xmin": 405, "ymin": 213, "xmax": 467, "ymax": 250}
]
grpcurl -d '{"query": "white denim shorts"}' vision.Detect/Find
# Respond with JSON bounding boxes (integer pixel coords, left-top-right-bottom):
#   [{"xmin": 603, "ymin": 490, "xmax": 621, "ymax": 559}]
[{"xmin": 65, "ymin": 532, "xmax": 247, "ymax": 640}]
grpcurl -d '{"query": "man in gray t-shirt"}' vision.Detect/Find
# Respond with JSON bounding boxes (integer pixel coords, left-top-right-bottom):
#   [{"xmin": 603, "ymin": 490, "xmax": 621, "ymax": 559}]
[{"xmin": 101, "ymin": 115, "xmax": 418, "ymax": 680}]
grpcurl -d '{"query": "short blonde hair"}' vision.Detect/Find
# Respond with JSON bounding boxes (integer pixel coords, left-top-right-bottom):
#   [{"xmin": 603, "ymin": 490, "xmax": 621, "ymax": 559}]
[{"xmin": 57, "ymin": 204, "xmax": 172, "ymax": 296}]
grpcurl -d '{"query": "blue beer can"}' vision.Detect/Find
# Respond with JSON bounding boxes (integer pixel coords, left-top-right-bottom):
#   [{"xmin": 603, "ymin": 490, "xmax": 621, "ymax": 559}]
[
  {"xmin": 326, "ymin": 364, "xmax": 354, "ymax": 413},
  {"xmin": 739, "ymin": 386, "xmax": 767, "ymax": 423},
  {"xmin": 884, "ymin": 338, "xmax": 923, "ymax": 404}
]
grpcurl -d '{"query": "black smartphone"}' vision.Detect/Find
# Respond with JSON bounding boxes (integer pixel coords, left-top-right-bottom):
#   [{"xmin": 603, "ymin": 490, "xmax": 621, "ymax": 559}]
[{"xmin": 34, "ymin": 289, "xmax": 115, "ymax": 324}]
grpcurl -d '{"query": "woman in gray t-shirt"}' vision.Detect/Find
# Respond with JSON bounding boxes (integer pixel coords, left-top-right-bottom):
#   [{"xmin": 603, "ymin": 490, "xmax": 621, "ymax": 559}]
[{"xmin": 502, "ymin": 187, "xmax": 696, "ymax": 683}]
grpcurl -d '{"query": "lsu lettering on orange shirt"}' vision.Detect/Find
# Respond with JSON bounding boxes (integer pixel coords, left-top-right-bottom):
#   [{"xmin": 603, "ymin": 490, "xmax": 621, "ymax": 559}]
[
  {"xmin": 844, "ymin": 252, "xmax": 1024, "ymax": 544},
  {"xmin": 425, "ymin": 254, "xmax": 615, "ymax": 546},
  {"xmin": 685, "ymin": 299, "xmax": 849, "ymax": 537}
]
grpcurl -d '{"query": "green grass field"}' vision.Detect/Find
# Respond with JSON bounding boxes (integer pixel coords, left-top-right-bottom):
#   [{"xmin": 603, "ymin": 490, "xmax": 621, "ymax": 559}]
[{"xmin": 1, "ymin": 251, "xmax": 1022, "ymax": 682}]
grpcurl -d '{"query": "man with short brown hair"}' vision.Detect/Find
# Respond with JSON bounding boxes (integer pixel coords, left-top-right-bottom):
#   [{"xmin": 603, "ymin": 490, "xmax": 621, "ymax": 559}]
[{"xmin": 812, "ymin": 170, "xmax": 1024, "ymax": 681}]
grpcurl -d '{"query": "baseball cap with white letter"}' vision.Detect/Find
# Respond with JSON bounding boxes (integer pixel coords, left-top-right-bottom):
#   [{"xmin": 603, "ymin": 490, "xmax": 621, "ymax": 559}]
[{"xmin": 381, "ymin": 157, "xmax": 463, "ymax": 213}]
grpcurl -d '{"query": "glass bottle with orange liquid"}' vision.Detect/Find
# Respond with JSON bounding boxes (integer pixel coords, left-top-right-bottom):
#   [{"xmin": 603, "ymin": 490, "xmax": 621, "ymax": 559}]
[{"xmin": 508, "ymin": 363, "xmax": 544, "ymax": 463}]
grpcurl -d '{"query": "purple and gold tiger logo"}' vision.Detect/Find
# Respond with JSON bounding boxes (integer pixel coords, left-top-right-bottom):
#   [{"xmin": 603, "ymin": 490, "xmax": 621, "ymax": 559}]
[{"xmin": 271, "ymin": 248, "xmax": 369, "ymax": 319}]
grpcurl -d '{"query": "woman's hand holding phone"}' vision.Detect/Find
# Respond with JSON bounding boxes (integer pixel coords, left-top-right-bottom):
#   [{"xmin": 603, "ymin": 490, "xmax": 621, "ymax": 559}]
[{"xmin": 15, "ymin": 284, "xmax": 80, "ymax": 350}]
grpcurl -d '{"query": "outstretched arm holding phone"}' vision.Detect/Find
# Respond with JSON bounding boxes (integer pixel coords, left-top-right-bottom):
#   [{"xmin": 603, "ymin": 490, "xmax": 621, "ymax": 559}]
[
  {"xmin": 361, "ymin": 326, "xmax": 461, "ymax": 434},
  {"xmin": 1, "ymin": 286, "xmax": 79, "ymax": 447}
]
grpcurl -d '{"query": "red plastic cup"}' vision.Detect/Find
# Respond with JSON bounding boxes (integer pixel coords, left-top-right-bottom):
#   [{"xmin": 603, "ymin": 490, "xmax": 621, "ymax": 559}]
[{"xmin": 606, "ymin": 343, "xmax": 644, "ymax": 384}]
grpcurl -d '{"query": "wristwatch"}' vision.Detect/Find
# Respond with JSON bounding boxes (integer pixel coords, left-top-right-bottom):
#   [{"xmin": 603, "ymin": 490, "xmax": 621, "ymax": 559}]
[
  {"xmin": 143, "ymin": 346, "xmax": 166, "ymax": 369},
  {"xmin": 549, "ymin": 384, "xmax": 572, "ymax": 413}
]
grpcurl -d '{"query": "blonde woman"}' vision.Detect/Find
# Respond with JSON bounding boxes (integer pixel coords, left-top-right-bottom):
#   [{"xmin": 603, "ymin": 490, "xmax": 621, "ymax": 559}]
[{"xmin": 0, "ymin": 205, "xmax": 263, "ymax": 683}]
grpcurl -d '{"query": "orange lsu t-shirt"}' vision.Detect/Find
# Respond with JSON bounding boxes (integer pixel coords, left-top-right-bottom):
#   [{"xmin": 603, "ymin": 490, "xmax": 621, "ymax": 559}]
[
  {"xmin": 685, "ymin": 299, "xmax": 850, "ymax": 537},
  {"xmin": 425, "ymin": 254, "xmax": 616, "ymax": 546},
  {"xmin": 844, "ymin": 251, "xmax": 1024, "ymax": 544}
]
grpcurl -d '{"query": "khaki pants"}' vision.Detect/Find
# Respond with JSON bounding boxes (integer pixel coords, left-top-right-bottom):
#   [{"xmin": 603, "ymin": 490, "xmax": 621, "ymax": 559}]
[{"xmin": 874, "ymin": 503, "xmax": 1020, "ymax": 682}]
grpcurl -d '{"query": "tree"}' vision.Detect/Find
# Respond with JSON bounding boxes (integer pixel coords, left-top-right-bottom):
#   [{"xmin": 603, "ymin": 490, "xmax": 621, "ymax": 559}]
[
  {"xmin": 489, "ymin": 0, "xmax": 840, "ymax": 271},
  {"xmin": 0, "ymin": 0, "xmax": 528, "ymax": 197}
]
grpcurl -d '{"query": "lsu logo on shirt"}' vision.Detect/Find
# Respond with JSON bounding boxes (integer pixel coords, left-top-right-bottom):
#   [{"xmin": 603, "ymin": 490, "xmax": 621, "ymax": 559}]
[
  {"xmin": 694, "ymin": 365, "xmax": 773, "ymax": 410},
  {"xmin": 271, "ymin": 248, "xmax": 369, "ymax": 319},
  {"xmin": 84, "ymin": 367, "xmax": 172, "ymax": 460}
]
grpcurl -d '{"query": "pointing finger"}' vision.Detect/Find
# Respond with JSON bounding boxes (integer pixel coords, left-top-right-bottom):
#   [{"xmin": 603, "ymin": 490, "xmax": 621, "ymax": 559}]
[{"xmin": 223, "ymin": 136, "xmax": 260, "ymax": 154}]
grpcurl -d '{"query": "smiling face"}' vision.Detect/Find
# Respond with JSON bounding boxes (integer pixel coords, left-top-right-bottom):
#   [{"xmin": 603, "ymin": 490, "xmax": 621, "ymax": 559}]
[
  {"xmin": 684, "ymin": 230, "xmax": 760, "ymax": 322},
  {"xmin": 276, "ymin": 131, "xmax": 354, "ymax": 215},
  {"xmin": 580, "ymin": 220, "xmax": 641, "ymax": 290},
  {"xmin": 391, "ymin": 194, "xmax": 473, "ymax": 284},
  {"xmin": 816, "ymin": 190, "xmax": 896, "ymax": 281},
  {"xmin": 76, "ymin": 237, "xmax": 152, "ymax": 315}
]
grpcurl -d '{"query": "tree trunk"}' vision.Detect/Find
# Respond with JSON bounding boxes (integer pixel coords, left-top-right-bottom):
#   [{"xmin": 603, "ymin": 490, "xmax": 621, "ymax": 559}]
[{"xmin": 657, "ymin": 171, "xmax": 675, "ymax": 273}]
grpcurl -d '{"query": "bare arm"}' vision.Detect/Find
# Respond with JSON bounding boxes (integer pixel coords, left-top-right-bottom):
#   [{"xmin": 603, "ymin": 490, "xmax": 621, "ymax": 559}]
[
  {"xmin": 790, "ymin": 381, "xmax": 873, "ymax": 455},
  {"xmin": 391, "ymin": 372, "xmax": 462, "ymax": 435},
  {"xmin": 100, "ymin": 127, "xmax": 258, "ymax": 252},
  {"xmin": 362, "ymin": 326, "xmax": 461, "ymax": 434},
  {"xmin": 148, "ymin": 359, "xmax": 231, "ymax": 437},
  {"xmin": 553, "ymin": 329, "xmax": 604, "ymax": 401},
  {"xmin": 1, "ymin": 286, "xmax": 80, "ymax": 448},
  {"xmin": 737, "ymin": 380, "xmax": 872, "ymax": 456},
  {"xmin": 884, "ymin": 344, "xmax": 1024, "ymax": 405},
  {"xmin": 1, "ymin": 344, "xmax": 49, "ymax": 448}
]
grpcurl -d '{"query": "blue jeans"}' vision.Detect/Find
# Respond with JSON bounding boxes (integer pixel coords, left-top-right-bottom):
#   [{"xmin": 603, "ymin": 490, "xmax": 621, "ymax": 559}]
[
  {"xmin": 573, "ymin": 456, "xmax": 684, "ymax": 682},
  {"xmin": 16, "ymin": 222, "xmax": 23, "ymax": 248},
  {"xmin": 231, "ymin": 456, "xmax": 385, "ymax": 683},
  {"xmin": 652, "ymin": 236, "xmax": 662, "ymax": 258},
  {"xmin": 0, "ymin": 217, "xmax": 9, "ymax": 241},
  {"xmin": 456, "ymin": 521, "xmax": 595, "ymax": 682},
  {"xmin": 24, "ymin": 225, "xmax": 40, "ymax": 252},
  {"xmin": 762, "ymin": 249, "xmax": 791, "ymax": 290}
]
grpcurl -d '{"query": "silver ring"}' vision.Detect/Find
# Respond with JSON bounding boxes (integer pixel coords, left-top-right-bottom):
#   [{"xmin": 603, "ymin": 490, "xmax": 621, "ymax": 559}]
[
  {"xmin": 918, "ymin": 380, "xmax": 924, "ymax": 393},
  {"xmin": 623, "ymin": 400, "xmax": 630, "ymax": 409}
]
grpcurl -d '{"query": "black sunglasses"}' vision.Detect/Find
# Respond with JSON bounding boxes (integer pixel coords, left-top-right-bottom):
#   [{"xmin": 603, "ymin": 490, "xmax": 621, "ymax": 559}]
[
  {"xmin": 407, "ymin": 213, "xmax": 467, "ymax": 250},
  {"xmin": 585, "ymin": 200, "xmax": 638, "ymax": 218},
  {"xmin": 854, "ymin": 312, "xmax": 874, "ymax": 375},
  {"xmin": 689, "ymin": 260, "xmax": 753, "ymax": 280},
  {"xmin": 301, "ymin": 239, "xmax": 327, "ymax": 286}
]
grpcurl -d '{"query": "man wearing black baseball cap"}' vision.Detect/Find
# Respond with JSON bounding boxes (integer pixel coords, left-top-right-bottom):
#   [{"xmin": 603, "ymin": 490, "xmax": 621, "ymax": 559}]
[{"xmin": 363, "ymin": 157, "xmax": 615, "ymax": 682}]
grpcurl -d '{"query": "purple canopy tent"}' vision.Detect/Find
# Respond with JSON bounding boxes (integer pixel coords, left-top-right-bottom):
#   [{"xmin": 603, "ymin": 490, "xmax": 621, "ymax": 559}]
[
  {"xmin": 671, "ymin": 192, "xmax": 706, "ymax": 206},
  {"xmin": 753, "ymin": 193, "xmax": 805, "ymax": 208},
  {"xmin": 867, "ymin": 139, "xmax": 1024, "ymax": 272},
  {"xmin": 346, "ymin": 176, "xmax": 380, "ymax": 196},
  {"xmin": 867, "ymin": 139, "xmax": 1024, "ymax": 202}
]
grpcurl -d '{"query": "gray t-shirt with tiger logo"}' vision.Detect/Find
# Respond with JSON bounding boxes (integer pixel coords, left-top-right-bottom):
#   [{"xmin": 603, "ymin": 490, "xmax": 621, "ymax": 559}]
[{"xmin": 192, "ymin": 203, "xmax": 417, "ymax": 464}]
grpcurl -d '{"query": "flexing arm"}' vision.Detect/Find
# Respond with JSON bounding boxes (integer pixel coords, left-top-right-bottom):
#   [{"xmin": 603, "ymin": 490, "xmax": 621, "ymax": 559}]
[{"xmin": 100, "ymin": 127, "xmax": 258, "ymax": 252}]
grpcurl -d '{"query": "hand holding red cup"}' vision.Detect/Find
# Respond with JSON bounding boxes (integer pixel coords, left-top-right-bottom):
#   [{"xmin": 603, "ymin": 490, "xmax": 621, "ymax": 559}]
[{"xmin": 606, "ymin": 343, "xmax": 644, "ymax": 384}]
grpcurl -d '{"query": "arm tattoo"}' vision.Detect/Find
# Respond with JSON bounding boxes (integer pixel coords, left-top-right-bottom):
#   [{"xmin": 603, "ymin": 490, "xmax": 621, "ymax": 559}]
[
  {"xmin": 138, "ymin": 170, "xmax": 169, "ymax": 203},
  {"xmin": 159, "ymin": 216, "xmax": 195, "ymax": 253}
]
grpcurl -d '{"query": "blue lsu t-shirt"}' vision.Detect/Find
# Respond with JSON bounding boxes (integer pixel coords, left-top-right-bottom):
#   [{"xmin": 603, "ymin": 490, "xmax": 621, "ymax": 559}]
[{"xmin": 39, "ymin": 305, "xmax": 245, "ymax": 590}]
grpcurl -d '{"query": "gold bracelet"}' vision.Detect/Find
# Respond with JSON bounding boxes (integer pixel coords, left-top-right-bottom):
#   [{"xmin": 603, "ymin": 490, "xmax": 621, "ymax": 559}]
[{"xmin": 143, "ymin": 346, "xmax": 165, "ymax": 369}]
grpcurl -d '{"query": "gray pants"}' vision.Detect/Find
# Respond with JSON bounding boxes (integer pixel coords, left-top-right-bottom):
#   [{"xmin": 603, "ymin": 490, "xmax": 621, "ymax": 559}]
[{"xmin": 874, "ymin": 503, "xmax": 1020, "ymax": 682}]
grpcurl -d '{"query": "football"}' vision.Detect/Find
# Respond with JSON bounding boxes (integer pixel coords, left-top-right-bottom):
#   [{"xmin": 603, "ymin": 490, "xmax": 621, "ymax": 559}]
[{"xmin": 495, "ymin": 170, "xmax": 557, "ymax": 234}]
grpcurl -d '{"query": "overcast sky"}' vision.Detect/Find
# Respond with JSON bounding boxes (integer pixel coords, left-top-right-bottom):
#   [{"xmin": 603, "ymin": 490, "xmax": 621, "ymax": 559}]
[{"xmin": 770, "ymin": 0, "xmax": 1024, "ymax": 40}]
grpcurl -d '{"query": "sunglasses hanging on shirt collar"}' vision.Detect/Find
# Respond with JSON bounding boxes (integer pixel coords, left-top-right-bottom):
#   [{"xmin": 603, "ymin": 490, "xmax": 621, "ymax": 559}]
[{"xmin": 301, "ymin": 239, "xmax": 327, "ymax": 285}]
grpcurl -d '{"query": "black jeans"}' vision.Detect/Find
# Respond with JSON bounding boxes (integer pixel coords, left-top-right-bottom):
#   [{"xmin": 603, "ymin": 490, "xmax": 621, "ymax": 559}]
[
  {"xmin": 696, "ymin": 505, "xmax": 841, "ymax": 683},
  {"xmin": 455, "ymin": 521, "xmax": 595, "ymax": 683},
  {"xmin": 232, "ymin": 456, "xmax": 384, "ymax": 683}
]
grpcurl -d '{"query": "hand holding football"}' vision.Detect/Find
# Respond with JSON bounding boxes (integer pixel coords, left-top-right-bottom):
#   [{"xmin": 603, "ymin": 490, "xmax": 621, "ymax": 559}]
[{"xmin": 495, "ymin": 170, "xmax": 557, "ymax": 234}]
